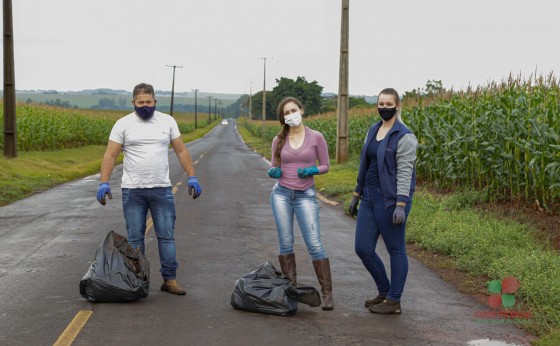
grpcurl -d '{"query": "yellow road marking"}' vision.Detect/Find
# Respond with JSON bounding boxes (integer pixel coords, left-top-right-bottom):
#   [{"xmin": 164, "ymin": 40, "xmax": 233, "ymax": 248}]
[{"xmin": 53, "ymin": 310, "xmax": 92, "ymax": 346}]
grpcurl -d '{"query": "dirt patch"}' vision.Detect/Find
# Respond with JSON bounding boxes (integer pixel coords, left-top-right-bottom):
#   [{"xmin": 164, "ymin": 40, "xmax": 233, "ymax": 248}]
[{"xmin": 406, "ymin": 243, "xmax": 491, "ymax": 306}]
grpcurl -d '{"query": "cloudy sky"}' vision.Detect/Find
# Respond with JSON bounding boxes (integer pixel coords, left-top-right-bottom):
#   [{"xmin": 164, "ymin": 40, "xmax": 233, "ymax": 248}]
[{"xmin": 5, "ymin": 0, "xmax": 560, "ymax": 96}]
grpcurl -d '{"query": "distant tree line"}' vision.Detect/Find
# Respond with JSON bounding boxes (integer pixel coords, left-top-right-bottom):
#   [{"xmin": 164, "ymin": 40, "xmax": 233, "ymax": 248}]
[
  {"xmin": 225, "ymin": 76, "xmax": 374, "ymax": 120},
  {"xmin": 39, "ymin": 99, "xmax": 78, "ymax": 109}
]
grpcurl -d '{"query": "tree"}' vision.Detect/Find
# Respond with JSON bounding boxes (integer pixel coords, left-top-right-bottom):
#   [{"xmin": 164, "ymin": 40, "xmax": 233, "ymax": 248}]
[
  {"xmin": 251, "ymin": 91, "xmax": 274, "ymax": 120},
  {"xmin": 349, "ymin": 96, "xmax": 371, "ymax": 109},
  {"xmin": 270, "ymin": 76, "xmax": 324, "ymax": 116},
  {"xmin": 425, "ymin": 79, "xmax": 445, "ymax": 95},
  {"xmin": 224, "ymin": 94, "xmax": 250, "ymax": 119}
]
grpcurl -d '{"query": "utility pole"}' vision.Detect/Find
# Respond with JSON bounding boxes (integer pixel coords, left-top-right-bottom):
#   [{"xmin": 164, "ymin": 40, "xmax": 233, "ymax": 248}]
[
  {"xmin": 166, "ymin": 64, "xmax": 182, "ymax": 116},
  {"xmin": 249, "ymin": 81, "xmax": 253, "ymax": 121},
  {"xmin": 207, "ymin": 96, "xmax": 212, "ymax": 124},
  {"xmin": 3, "ymin": 0, "xmax": 17, "ymax": 158},
  {"xmin": 336, "ymin": 0, "xmax": 349, "ymax": 163},
  {"xmin": 192, "ymin": 89, "xmax": 199, "ymax": 129},
  {"xmin": 258, "ymin": 57, "xmax": 273, "ymax": 128},
  {"xmin": 214, "ymin": 99, "xmax": 218, "ymax": 120}
]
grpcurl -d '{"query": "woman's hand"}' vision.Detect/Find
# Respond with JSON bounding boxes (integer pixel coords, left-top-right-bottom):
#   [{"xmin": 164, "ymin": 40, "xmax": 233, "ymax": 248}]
[
  {"xmin": 268, "ymin": 167, "xmax": 282, "ymax": 179},
  {"xmin": 349, "ymin": 195, "xmax": 360, "ymax": 216}
]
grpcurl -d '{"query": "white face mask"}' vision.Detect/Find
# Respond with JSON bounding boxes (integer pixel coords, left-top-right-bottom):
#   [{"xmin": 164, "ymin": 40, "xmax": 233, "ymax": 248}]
[{"xmin": 284, "ymin": 112, "xmax": 302, "ymax": 127}]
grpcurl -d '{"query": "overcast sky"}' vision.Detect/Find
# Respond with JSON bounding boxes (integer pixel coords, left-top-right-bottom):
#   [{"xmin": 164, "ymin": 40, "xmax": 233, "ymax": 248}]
[{"xmin": 6, "ymin": 0, "xmax": 560, "ymax": 96}]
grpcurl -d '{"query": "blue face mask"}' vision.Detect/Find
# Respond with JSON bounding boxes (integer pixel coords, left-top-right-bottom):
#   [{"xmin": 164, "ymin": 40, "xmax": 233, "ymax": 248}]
[{"xmin": 135, "ymin": 106, "xmax": 156, "ymax": 120}]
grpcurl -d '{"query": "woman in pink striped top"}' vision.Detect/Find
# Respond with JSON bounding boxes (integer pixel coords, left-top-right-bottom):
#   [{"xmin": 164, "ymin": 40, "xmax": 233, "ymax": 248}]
[{"xmin": 268, "ymin": 96, "xmax": 334, "ymax": 310}]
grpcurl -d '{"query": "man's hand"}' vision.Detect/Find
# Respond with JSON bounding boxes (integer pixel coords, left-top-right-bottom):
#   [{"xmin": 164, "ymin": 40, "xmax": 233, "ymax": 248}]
[
  {"xmin": 349, "ymin": 195, "xmax": 360, "ymax": 217},
  {"xmin": 188, "ymin": 176, "xmax": 202, "ymax": 199},
  {"xmin": 297, "ymin": 166, "xmax": 319, "ymax": 178},
  {"xmin": 97, "ymin": 183, "xmax": 112, "ymax": 205},
  {"xmin": 393, "ymin": 205, "xmax": 406, "ymax": 225},
  {"xmin": 268, "ymin": 167, "xmax": 282, "ymax": 179}
]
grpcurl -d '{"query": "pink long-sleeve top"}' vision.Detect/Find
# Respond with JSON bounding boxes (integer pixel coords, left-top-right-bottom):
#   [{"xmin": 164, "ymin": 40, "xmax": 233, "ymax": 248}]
[{"xmin": 270, "ymin": 126, "xmax": 330, "ymax": 190}]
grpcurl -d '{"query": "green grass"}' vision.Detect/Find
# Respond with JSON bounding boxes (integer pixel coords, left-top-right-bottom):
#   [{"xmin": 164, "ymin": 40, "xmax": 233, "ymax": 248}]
[
  {"xmin": 238, "ymin": 122, "xmax": 560, "ymax": 344},
  {"xmin": 0, "ymin": 145, "xmax": 113, "ymax": 205},
  {"xmin": 0, "ymin": 117, "xmax": 219, "ymax": 207}
]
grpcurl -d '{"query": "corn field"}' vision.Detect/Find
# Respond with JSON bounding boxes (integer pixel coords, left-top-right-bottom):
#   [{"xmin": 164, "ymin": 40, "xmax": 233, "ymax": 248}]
[
  {"xmin": 407, "ymin": 74, "xmax": 560, "ymax": 212},
  {"xmin": 243, "ymin": 74, "xmax": 560, "ymax": 212},
  {"xmin": 0, "ymin": 104, "xmax": 114, "ymax": 151},
  {"xmin": 0, "ymin": 104, "xmax": 198, "ymax": 152}
]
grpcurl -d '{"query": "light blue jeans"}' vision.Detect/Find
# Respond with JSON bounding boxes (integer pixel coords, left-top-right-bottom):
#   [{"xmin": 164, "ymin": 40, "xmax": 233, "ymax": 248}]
[
  {"xmin": 122, "ymin": 187, "xmax": 178, "ymax": 280},
  {"xmin": 270, "ymin": 183, "xmax": 327, "ymax": 261}
]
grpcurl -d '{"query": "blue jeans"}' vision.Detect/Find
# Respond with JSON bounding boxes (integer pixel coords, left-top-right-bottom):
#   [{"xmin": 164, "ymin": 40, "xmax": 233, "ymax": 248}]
[
  {"xmin": 122, "ymin": 187, "xmax": 178, "ymax": 280},
  {"xmin": 355, "ymin": 185, "xmax": 412, "ymax": 301},
  {"xmin": 270, "ymin": 183, "xmax": 326, "ymax": 261}
]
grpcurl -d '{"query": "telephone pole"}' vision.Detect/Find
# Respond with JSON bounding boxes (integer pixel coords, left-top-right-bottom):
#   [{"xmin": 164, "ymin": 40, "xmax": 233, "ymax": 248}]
[
  {"xmin": 258, "ymin": 57, "xmax": 273, "ymax": 128},
  {"xmin": 336, "ymin": 0, "xmax": 349, "ymax": 163},
  {"xmin": 207, "ymin": 96, "xmax": 213, "ymax": 124},
  {"xmin": 249, "ymin": 81, "xmax": 253, "ymax": 121},
  {"xmin": 214, "ymin": 99, "xmax": 218, "ymax": 120},
  {"xmin": 192, "ymin": 89, "xmax": 199, "ymax": 129},
  {"xmin": 166, "ymin": 64, "xmax": 182, "ymax": 116},
  {"xmin": 3, "ymin": 0, "xmax": 17, "ymax": 158}
]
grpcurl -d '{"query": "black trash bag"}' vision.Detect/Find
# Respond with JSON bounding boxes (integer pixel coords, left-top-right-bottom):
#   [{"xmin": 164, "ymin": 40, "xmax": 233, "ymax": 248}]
[
  {"xmin": 79, "ymin": 230, "xmax": 150, "ymax": 302},
  {"xmin": 230, "ymin": 260, "xmax": 321, "ymax": 316}
]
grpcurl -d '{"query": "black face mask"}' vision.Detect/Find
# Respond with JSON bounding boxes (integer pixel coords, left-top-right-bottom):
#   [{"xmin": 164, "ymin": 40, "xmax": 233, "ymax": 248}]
[{"xmin": 378, "ymin": 107, "xmax": 397, "ymax": 121}]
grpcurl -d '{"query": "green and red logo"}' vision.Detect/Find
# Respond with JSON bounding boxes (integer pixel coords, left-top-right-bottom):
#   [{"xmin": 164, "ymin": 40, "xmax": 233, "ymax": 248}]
[
  {"xmin": 487, "ymin": 276, "xmax": 520, "ymax": 308},
  {"xmin": 474, "ymin": 275, "xmax": 533, "ymax": 322}
]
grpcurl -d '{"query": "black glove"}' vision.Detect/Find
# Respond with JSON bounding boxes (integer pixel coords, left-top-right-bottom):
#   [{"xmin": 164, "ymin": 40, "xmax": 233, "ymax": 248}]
[
  {"xmin": 349, "ymin": 195, "xmax": 360, "ymax": 217},
  {"xmin": 393, "ymin": 205, "xmax": 406, "ymax": 225}
]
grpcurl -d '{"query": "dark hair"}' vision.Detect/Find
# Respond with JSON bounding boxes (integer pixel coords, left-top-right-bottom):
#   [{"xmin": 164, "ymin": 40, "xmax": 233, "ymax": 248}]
[
  {"xmin": 273, "ymin": 97, "xmax": 304, "ymax": 166},
  {"xmin": 133, "ymin": 83, "xmax": 156, "ymax": 100},
  {"xmin": 378, "ymin": 88, "xmax": 400, "ymax": 104}
]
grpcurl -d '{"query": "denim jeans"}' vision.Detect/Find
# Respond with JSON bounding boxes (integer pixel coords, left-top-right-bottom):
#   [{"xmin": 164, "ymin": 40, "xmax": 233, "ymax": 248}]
[
  {"xmin": 122, "ymin": 187, "xmax": 178, "ymax": 280},
  {"xmin": 270, "ymin": 183, "xmax": 326, "ymax": 261},
  {"xmin": 355, "ymin": 185, "xmax": 412, "ymax": 301}
]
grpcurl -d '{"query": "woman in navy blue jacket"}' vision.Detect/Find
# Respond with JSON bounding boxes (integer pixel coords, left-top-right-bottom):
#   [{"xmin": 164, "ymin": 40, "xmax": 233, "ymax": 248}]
[{"xmin": 349, "ymin": 88, "xmax": 418, "ymax": 314}]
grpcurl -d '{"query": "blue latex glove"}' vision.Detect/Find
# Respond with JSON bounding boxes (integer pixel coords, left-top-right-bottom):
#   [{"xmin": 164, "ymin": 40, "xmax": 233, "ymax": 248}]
[
  {"xmin": 297, "ymin": 166, "xmax": 319, "ymax": 178},
  {"xmin": 393, "ymin": 205, "xmax": 406, "ymax": 225},
  {"xmin": 268, "ymin": 167, "xmax": 282, "ymax": 179},
  {"xmin": 97, "ymin": 183, "xmax": 112, "ymax": 205},
  {"xmin": 188, "ymin": 176, "xmax": 202, "ymax": 199}
]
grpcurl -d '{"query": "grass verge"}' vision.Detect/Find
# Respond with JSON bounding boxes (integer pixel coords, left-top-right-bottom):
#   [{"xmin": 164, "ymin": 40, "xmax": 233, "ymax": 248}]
[
  {"xmin": 238, "ymin": 122, "xmax": 560, "ymax": 345},
  {"xmin": 0, "ymin": 122, "xmax": 218, "ymax": 207}
]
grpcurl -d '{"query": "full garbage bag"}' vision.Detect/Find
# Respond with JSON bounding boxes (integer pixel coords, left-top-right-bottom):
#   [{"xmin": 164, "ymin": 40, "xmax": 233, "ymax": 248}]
[
  {"xmin": 230, "ymin": 260, "xmax": 321, "ymax": 316},
  {"xmin": 79, "ymin": 230, "xmax": 150, "ymax": 302}
]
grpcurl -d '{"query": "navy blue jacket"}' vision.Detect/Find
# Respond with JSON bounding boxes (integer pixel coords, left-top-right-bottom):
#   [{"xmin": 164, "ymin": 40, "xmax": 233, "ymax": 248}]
[{"xmin": 354, "ymin": 120, "xmax": 418, "ymax": 209}]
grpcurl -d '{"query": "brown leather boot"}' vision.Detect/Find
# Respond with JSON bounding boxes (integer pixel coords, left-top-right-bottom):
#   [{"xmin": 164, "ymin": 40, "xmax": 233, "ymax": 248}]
[
  {"xmin": 278, "ymin": 253, "xmax": 297, "ymax": 285},
  {"xmin": 312, "ymin": 258, "xmax": 334, "ymax": 311},
  {"xmin": 161, "ymin": 279, "xmax": 186, "ymax": 295}
]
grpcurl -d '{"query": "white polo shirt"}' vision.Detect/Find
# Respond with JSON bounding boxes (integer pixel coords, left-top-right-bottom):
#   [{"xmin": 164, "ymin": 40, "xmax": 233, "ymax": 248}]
[{"xmin": 109, "ymin": 111, "xmax": 181, "ymax": 188}]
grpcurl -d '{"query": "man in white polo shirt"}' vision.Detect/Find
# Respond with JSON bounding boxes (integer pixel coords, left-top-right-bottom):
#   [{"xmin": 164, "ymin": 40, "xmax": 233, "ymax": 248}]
[{"xmin": 97, "ymin": 82, "xmax": 201, "ymax": 295}]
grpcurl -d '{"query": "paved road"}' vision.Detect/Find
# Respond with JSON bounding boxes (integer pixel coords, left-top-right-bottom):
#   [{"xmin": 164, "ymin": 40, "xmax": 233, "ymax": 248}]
[{"xmin": 0, "ymin": 121, "xmax": 534, "ymax": 346}]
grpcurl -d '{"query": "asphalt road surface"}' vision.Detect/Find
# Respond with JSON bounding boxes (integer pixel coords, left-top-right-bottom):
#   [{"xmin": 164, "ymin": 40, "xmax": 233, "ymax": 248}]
[{"xmin": 0, "ymin": 120, "xmax": 535, "ymax": 346}]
